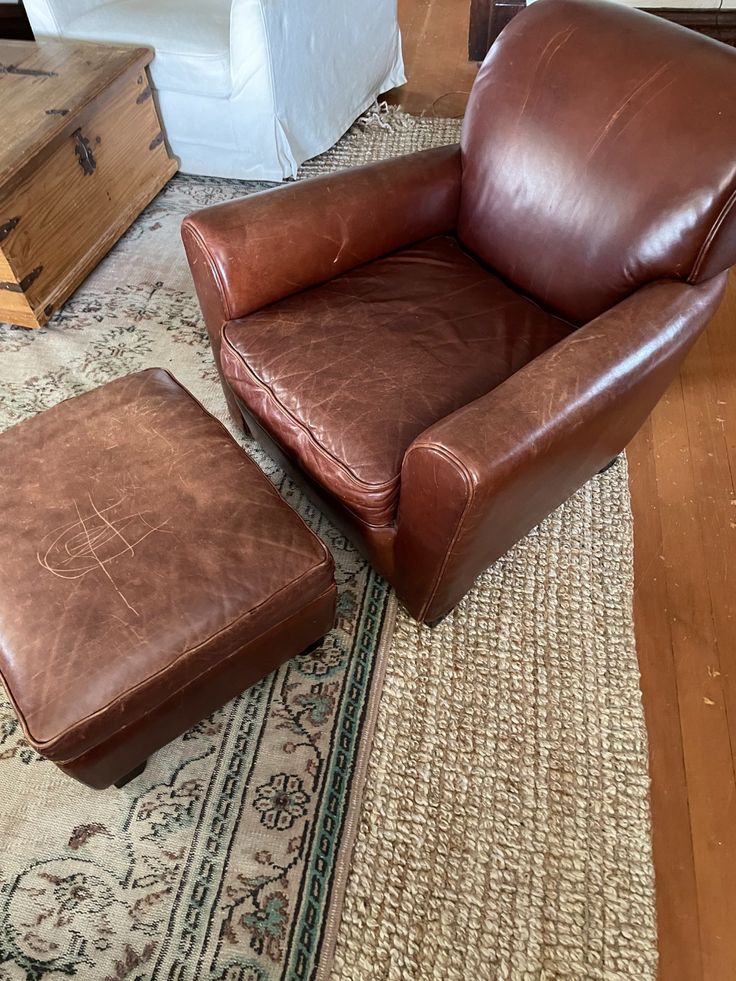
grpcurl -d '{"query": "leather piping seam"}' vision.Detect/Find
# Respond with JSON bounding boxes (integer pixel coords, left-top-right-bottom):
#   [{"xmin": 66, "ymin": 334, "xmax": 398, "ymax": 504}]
[
  {"xmin": 404, "ymin": 441, "xmax": 474, "ymax": 621},
  {"xmin": 235, "ymin": 396, "xmax": 398, "ymax": 534},
  {"xmin": 53, "ymin": 583, "xmax": 337, "ymax": 768},
  {"xmin": 690, "ymin": 183, "xmax": 736, "ymax": 282},
  {"xmin": 221, "ymin": 330, "xmax": 400, "ymax": 498},
  {"xmin": 182, "ymin": 222, "xmax": 233, "ymax": 321},
  {"xmin": 10, "ymin": 569, "xmax": 334, "ymax": 756}
]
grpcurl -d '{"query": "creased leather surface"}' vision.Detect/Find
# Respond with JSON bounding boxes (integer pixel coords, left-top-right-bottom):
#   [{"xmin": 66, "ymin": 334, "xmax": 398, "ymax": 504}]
[
  {"xmin": 396, "ymin": 274, "xmax": 727, "ymax": 622},
  {"xmin": 181, "ymin": 143, "xmax": 460, "ymax": 378},
  {"xmin": 222, "ymin": 235, "xmax": 573, "ymax": 527},
  {"xmin": 235, "ymin": 403, "xmax": 400, "ymax": 582},
  {"xmin": 458, "ymin": 0, "xmax": 736, "ymax": 324},
  {"xmin": 0, "ymin": 369, "xmax": 335, "ymax": 772},
  {"xmin": 57, "ymin": 588, "xmax": 336, "ymax": 789}
]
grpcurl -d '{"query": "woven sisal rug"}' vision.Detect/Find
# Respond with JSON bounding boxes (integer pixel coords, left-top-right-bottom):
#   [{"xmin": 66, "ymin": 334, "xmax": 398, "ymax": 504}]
[{"xmin": 0, "ymin": 110, "xmax": 656, "ymax": 980}]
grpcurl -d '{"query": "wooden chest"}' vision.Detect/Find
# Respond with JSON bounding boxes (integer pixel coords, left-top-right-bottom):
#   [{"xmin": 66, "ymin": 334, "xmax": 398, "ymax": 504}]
[{"xmin": 0, "ymin": 39, "xmax": 177, "ymax": 328}]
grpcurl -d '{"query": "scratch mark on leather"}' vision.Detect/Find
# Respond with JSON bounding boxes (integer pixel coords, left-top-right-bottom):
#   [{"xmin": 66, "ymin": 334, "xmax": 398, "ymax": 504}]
[
  {"xmin": 142, "ymin": 424, "xmax": 174, "ymax": 451},
  {"xmin": 332, "ymin": 216, "xmax": 350, "ymax": 264},
  {"xmin": 585, "ymin": 62, "xmax": 674, "ymax": 162},
  {"xmin": 107, "ymin": 613, "xmax": 145, "ymax": 643},
  {"xmin": 86, "ymin": 492, "xmax": 136, "ymax": 559},
  {"xmin": 36, "ymin": 495, "xmax": 170, "ymax": 615},
  {"xmin": 517, "ymin": 25, "xmax": 577, "ymax": 118},
  {"xmin": 167, "ymin": 447, "xmax": 196, "ymax": 475},
  {"xmin": 72, "ymin": 499, "xmax": 139, "ymax": 615}
]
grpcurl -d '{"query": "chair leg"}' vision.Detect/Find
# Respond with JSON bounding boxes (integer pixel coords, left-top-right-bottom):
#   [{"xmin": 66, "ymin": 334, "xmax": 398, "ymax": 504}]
[
  {"xmin": 598, "ymin": 455, "xmax": 620, "ymax": 475},
  {"xmin": 114, "ymin": 760, "xmax": 147, "ymax": 788},
  {"xmin": 300, "ymin": 638, "xmax": 325, "ymax": 656},
  {"xmin": 231, "ymin": 393, "xmax": 255, "ymax": 438},
  {"xmin": 425, "ymin": 612, "xmax": 451, "ymax": 629}
]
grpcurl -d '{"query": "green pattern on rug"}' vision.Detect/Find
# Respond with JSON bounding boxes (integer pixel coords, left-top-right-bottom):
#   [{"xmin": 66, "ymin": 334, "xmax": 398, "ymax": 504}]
[{"xmin": 0, "ymin": 111, "xmax": 460, "ymax": 981}]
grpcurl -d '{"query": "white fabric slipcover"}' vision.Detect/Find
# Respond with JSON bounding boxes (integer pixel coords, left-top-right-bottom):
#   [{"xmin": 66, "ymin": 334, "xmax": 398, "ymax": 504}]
[{"xmin": 24, "ymin": 0, "xmax": 406, "ymax": 180}]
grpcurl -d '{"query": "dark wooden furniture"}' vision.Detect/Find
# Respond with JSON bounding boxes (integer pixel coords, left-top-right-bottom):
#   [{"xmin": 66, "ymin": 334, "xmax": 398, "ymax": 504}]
[
  {"xmin": 469, "ymin": 1, "xmax": 736, "ymax": 58},
  {"xmin": 469, "ymin": 0, "xmax": 524, "ymax": 58},
  {"xmin": 0, "ymin": 2, "xmax": 33, "ymax": 40}
]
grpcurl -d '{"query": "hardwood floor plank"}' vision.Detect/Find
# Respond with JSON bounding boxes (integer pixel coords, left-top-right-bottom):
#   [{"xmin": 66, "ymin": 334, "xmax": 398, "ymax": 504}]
[
  {"xmin": 648, "ymin": 368, "xmax": 736, "ymax": 981},
  {"xmin": 680, "ymin": 327, "xmax": 736, "ymax": 775},
  {"xmin": 629, "ymin": 417, "xmax": 704, "ymax": 981}
]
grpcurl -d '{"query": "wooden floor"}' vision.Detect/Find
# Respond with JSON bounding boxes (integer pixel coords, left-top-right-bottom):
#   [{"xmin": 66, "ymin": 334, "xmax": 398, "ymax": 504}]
[{"xmin": 387, "ymin": 2, "xmax": 736, "ymax": 979}]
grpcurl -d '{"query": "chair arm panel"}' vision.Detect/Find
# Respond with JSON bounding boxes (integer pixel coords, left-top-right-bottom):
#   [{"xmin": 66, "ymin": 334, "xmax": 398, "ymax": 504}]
[
  {"xmin": 181, "ymin": 144, "xmax": 461, "ymax": 418},
  {"xmin": 395, "ymin": 273, "xmax": 727, "ymax": 623}
]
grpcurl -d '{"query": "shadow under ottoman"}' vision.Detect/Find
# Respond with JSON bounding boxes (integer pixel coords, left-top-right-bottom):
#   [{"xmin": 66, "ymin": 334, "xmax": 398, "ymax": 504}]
[{"xmin": 0, "ymin": 369, "xmax": 337, "ymax": 789}]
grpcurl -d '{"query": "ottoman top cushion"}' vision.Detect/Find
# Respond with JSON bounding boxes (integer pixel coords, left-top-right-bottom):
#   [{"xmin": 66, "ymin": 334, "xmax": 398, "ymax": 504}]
[{"xmin": 0, "ymin": 369, "xmax": 334, "ymax": 762}]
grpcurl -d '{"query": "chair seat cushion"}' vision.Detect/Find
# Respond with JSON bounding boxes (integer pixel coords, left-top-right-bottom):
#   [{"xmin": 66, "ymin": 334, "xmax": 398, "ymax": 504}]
[
  {"xmin": 221, "ymin": 235, "xmax": 574, "ymax": 528},
  {"xmin": 67, "ymin": 0, "xmax": 231, "ymax": 98}
]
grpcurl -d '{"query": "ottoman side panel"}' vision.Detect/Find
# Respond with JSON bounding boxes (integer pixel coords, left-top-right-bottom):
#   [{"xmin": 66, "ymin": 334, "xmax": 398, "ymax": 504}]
[{"xmin": 58, "ymin": 583, "xmax": 337, "ymax": 789}]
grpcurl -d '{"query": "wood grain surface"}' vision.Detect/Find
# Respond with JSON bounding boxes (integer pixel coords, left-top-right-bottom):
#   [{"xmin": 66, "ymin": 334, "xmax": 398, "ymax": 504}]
[{"xmin": 0, "ymin": 40, "xmax": 176, "ymax": 327}]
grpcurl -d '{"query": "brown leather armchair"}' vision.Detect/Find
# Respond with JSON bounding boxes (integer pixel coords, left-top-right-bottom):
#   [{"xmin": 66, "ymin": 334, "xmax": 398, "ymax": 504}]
[{"xmin": 183, "ymin": 0, "xmax": 736, "ymax": 624}]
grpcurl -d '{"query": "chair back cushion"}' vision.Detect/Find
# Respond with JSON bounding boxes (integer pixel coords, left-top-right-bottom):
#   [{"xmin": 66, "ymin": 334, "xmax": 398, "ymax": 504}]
[{"xmin": 458, "ymin": 0, "xmax": 736, "ymax": 324}]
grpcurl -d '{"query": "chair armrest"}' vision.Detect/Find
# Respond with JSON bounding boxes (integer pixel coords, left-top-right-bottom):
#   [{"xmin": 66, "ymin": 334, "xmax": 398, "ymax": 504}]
[
  {"xmin": 395, "ymin": 273, "xmax": 727, "ymax": 623},
  {"xmin": 181, "ymin": 144, "xmax": 461, "ymax": 419}
]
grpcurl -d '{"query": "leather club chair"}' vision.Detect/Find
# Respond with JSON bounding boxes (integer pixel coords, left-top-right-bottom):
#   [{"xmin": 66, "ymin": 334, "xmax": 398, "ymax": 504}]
[{"xmin": 183, "ymin": 0, "xmax": 736, "ymax": 625}]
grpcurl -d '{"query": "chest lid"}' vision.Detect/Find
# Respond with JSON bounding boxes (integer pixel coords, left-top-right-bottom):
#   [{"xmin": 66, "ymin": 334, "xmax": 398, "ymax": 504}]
[{"xmin": 0, "ymin": 38, "xmax": 151, "ymax": 195}]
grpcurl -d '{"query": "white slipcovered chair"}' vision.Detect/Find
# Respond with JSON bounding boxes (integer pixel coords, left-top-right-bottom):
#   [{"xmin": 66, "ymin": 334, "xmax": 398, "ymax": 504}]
[{"xmin": 24, "ymin": 0, "xmax": 406, "ymax": 180}]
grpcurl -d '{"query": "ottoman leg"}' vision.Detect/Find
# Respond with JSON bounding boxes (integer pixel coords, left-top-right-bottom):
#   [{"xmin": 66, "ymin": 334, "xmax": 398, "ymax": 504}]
[{"xmin": 114, "ymin": 759, "xmax": 147, "ymax": 788}]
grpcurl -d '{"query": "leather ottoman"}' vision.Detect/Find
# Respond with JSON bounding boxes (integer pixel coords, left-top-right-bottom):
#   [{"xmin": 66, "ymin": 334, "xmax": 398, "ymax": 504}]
[{"xmin": 0, "ymin": 369, "xmax": 336, "ymax": 789}]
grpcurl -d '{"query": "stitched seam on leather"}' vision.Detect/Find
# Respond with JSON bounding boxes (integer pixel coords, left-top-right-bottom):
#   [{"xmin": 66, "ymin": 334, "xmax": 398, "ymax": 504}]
[
  {"xmin": 19, "ymin": 566, "xmax": 333, "ymax": 754},
  {"xmin": 182, "ymin": 222, "xmax": 233, "ymax": 321},
  {"xmin": 236, "ymin": 395, "xmax": 398, "ymax": 532},
  {"xmin": 53, "ymin": 584, "xmax": 337, "ymax": 767},
  {"xmin": 690, "ymin": 184, "xmax": 736, "ymax": 282},
  {"xmin": 404, "ymin": 442, "xmax": 474, "ymax": 621},
  {"xmin": 221, "ymin": 329, "xmax": 400, "ymax": 496}
]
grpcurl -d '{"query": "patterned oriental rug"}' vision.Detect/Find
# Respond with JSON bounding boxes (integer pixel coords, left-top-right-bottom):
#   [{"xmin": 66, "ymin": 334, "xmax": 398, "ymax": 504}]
[{"xmin": 0, "ymin": 110, "xmax": 657, "ymax": 980}]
